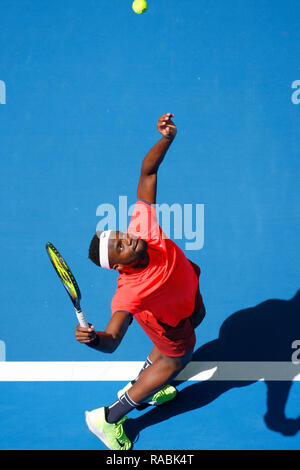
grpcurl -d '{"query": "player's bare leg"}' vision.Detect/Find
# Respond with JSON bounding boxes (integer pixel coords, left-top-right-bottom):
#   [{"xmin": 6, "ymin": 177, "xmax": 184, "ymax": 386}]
[
  {"xmin": 147, "ymin": 344, "xmax": 164, "ymax": 363},
  {"xmin": 127, "ymin": 348, "xmax": 192, "ymax": 404},
  {"xmin": 117, "ymin": 344, "xmax": 177, "ymax": 406}
]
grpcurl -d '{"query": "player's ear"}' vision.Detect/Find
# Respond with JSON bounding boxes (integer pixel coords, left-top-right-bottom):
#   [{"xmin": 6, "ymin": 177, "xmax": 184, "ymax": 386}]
[{"xmin": 112, "ymin": 264, "xmax": 122, "ymax": 272}]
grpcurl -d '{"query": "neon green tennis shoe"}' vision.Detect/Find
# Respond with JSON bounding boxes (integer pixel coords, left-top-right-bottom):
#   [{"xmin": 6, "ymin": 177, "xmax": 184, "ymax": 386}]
[
  {"xmin": 117, "ymin": 383, "xmax": 178, "ymax": 406},
  {"xmin": 147, "ymin": 384, "xmax": 178, "ymax": 405},
  {"xmin": 85, "ymin": 407, "xmax": 131, "ymax": 450}
]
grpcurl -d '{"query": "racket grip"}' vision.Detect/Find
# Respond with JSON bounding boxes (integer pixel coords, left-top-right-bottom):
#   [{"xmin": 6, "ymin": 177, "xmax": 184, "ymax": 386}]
[{"xmin": 75, "ymin": 309, "xmax": 89, "ymax": 328}]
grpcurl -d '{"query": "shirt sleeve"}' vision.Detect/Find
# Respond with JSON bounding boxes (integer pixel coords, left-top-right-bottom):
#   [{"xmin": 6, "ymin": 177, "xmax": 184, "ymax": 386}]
[
  {"xmin": 111, "ymin": 287, "xmax": 143, "ymax": 316},
  {"xmin": 127, "ymin": 199, "xmax": 164, "ymax": 246}
]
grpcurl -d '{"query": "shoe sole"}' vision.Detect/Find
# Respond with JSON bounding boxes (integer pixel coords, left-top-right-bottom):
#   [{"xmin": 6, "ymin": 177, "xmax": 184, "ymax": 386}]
[{"xmin": 85, "ymin": 411, "xmax": 113, "ymax": 450}]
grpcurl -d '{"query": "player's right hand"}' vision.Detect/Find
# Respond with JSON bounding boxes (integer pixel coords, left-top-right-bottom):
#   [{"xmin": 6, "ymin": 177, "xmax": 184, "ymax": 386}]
[
  {"xmin": 75, "ymin": 323, "xmax": 97, "ymax": 344},
  {"xmin": 157, "ymin": 113, "xmax": 177, "ymax": 140}
]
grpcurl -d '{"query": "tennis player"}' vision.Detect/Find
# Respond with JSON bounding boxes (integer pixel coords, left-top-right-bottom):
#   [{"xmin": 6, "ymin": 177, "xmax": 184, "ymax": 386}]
[{"xmin": 75, "ymin": 113, "xmax": 205, "ymax": 450}]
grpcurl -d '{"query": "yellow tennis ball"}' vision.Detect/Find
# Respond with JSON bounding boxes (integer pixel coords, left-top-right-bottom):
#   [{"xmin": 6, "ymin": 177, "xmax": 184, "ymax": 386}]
[{"xmin": 132, "ymin": 0, "xmax": 147, "ymax": 14}]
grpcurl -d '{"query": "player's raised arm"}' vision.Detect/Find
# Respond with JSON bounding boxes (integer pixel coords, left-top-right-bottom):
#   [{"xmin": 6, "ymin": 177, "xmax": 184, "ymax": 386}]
[
  {"xmin": 137, "ymin": 113, "xmax": 177, "ymax": 204},
  {"xmin": 75, "ymin": 311, "xmax": 132, "ymax": 353}
]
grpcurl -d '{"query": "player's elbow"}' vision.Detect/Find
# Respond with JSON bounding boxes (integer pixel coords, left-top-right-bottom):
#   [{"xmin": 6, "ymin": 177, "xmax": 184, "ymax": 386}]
[
  {"xmin": 103, "ymin": 342, "xmax": 119, "ymax": 354},
  {"xmin": 109, "ymin": 344, "xmax": 119, "ymax": 354},
  {"xmin": 109, "ymin": 335, "xmax": 122, "ymax": 353}
]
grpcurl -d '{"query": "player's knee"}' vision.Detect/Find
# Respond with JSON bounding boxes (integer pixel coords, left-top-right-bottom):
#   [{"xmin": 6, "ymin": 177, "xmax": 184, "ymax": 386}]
[
  {"xmin": 148, "ymin": 345, "xmax": 165, "ymax": 364},
  {"xmin": 173, "ymin": 358, "xmax": 185, "ymax": 371},
  {"xmin": 162, "ymin": 355, "xmax": 185, "ymax": 373}
]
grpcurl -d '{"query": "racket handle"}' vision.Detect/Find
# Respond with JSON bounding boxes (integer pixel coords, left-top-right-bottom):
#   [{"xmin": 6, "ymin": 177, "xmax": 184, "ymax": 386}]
[{"xmin": 75, "ymin": 308, "xmax": 89, "ymax": 328}]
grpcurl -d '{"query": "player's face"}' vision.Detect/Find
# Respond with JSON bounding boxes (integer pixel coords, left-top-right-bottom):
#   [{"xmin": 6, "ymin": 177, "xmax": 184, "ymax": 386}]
[{"xmin": 108, "ymin": 230, "xmax": 147, "ymax": 268}]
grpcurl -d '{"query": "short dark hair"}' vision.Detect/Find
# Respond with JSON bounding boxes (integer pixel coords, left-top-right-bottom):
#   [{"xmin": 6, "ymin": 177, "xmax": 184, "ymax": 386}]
[{"xmin": 88, "ymin": 233, "xmax": 101, "ymax": 266}]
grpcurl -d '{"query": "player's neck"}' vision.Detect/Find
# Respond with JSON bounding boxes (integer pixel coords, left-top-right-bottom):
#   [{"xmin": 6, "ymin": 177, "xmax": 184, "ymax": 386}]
[{"xmin": 121, "ymin": 252, "xmax": 149, "ymax": 274}]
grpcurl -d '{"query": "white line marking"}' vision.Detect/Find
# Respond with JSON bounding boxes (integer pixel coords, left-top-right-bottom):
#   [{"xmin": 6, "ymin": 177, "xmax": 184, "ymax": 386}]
[{"xmin": 0, "ymin": 362, "xmax": 299, "ymax": 382}]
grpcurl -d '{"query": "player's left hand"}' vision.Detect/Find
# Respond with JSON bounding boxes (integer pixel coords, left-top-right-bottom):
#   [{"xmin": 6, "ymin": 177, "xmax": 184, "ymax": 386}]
[{"xmin": 157, "ymin": 113, "xmax": 177, "ymax": 140}]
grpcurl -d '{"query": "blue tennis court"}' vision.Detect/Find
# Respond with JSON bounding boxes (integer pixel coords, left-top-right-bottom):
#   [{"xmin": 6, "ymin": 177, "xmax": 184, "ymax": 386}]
[{"xmin": 0, "ymin": 0, "xmax": 300, "ymax": 450}]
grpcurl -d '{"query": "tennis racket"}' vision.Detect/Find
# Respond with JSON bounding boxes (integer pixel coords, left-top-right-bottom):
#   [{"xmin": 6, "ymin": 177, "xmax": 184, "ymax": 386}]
[{"xmin": 45, "ymin": 242, "xmax": 89, "ymax": 327}]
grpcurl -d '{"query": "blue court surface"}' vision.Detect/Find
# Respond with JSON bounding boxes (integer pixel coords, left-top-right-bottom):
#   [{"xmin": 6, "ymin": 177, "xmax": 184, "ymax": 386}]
[{"xmin": 0, "ymin": 0, "xmax": 300, "ymax": 450}]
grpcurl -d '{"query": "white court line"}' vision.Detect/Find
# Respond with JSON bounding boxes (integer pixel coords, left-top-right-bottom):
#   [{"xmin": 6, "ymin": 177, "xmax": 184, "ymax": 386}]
[{"xmin": 0, "ymin": 362, "xmax": 300, "ymax": 382}]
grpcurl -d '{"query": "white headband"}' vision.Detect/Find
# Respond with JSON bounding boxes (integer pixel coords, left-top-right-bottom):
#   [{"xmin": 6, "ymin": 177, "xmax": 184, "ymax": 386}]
[{"xmin": 98, "ymin": 230, "xmax": 112, "ymax": 269}]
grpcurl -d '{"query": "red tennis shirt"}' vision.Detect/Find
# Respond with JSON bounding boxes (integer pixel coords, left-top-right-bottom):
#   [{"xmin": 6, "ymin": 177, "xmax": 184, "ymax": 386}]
[{"xmin": 111, "ymin": 200, "xmax": 202, "ymax": 356}]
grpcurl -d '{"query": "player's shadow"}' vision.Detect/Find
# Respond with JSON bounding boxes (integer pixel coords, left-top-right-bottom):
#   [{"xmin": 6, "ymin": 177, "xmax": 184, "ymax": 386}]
[{"xmin": 124, "ymin": 290, "xmax": 300, "ymax": 444}]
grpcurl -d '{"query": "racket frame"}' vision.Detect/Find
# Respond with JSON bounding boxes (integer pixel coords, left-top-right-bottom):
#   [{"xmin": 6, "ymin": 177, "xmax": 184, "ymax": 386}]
[{"xmin": 45, "ymin": 242, "xmax": 89, "ymax": 327}]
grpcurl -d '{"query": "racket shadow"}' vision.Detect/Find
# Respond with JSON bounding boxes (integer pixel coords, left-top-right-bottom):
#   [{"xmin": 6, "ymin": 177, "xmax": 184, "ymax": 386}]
[{"xmin": 124, "ymin": 290, "xmax": 300, "ymax": 445}]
